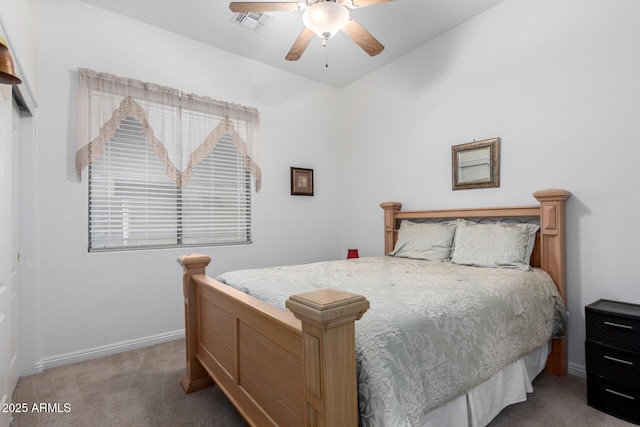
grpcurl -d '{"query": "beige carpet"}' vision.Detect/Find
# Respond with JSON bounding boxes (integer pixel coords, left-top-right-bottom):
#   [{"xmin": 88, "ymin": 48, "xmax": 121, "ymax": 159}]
[{"xmin": 11, "ymin": 340, "xmax": 634, "ymax": 427}]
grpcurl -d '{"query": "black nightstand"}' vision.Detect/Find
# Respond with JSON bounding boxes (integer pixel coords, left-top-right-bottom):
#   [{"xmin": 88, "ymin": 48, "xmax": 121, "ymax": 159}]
[{"xmin": 585, "ymin": 299, "xmax": 640, "ymax": 425}]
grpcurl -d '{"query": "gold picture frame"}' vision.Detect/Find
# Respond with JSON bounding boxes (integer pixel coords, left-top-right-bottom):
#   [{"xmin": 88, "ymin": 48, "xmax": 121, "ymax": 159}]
[
  {"xmin": 291, "ymin": 167, "xmax": 314, "ymax": 196},
  {"xmin": 452, "ymin": 138, "xmax": 500, "ymax": 190}
]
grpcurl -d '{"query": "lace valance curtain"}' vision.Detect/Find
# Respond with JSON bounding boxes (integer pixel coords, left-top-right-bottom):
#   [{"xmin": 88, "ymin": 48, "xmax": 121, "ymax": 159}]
[{"xmin": 75, "ymin": 67, "xmax": 261, "ymax": 191}]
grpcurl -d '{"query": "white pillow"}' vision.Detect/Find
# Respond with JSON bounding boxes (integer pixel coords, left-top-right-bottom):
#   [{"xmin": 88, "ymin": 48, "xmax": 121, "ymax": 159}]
[
  {"xmin": 390, "ymin": 221, "xmax": 456, "ymax": 262},
  {"xmin": 450, "ymin": 220, "xmax": 539, "ymax": 270}
]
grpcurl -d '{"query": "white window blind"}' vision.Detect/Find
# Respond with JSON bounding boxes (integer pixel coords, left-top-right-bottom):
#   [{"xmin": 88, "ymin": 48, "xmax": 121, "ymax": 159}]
[
  {"xmin": 89, "ymin": 116, "xmax": 251, "ymax": 251},
  {"xmin": 181, "ymin": 134, "xmax": 251, "ymax": 246}
]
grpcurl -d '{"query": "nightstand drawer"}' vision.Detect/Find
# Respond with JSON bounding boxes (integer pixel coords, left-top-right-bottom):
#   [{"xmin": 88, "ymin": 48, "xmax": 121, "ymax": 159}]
[
  {"xmin": 586, "ymin": 341, "xmax": 640, "ymax": 388},
  {"xmin": 587, "ymin": 374, "xmax": 640, "ymax": 425},
  {"xmin": 586, "ymin": 309, "xmax": 640, "ymax": 353}
]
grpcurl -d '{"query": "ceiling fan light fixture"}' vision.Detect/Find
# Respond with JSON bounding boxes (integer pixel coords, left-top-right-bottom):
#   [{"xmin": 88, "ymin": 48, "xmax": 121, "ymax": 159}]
[{"xmin": 303, "ymin": 2, "xmax": 350, "ymax": 39}]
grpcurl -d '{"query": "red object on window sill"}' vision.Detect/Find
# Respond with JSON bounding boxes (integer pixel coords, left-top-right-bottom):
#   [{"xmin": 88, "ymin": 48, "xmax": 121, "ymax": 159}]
[{"xmin": 347, "ymin": 249, "xmax": 359, "ymax": 259}]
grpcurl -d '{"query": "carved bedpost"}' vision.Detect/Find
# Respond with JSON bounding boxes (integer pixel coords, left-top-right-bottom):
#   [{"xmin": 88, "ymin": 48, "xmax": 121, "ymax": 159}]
[
  {"xmin": 177, "ymin": 254, "xmax": 215, "ymax": 393},
  {"xmin": 534, "ymin": 189, "xmax": 571, "ymax": 377},
  {"xmin": 380, "ymin": 202, "xmax": 402, "ymax": 255},
  {"xmin": 286, "ymin": 289, "xmax": 370, "ymax": 427}
]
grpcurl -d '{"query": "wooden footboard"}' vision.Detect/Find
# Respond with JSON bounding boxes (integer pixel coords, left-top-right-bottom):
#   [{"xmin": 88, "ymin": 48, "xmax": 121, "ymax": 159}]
[{"xmin": 178, "ymin": 254, "xmax": 369, "ymax": 427}]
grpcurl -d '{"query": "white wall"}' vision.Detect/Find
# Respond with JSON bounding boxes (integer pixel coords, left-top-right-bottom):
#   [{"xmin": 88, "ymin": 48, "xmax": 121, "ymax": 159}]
[
  {"xmin": 30, "ymin": 0, "xmax": 343, "ymax": 371},
  {"xmin": 339, "ymin": 0, "xmax": 640, "ymax": 373}
]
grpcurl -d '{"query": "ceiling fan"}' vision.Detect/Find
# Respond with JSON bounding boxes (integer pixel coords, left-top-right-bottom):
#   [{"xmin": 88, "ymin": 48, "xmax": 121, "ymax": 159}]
[{"xmin": 229, "ymin": 0, "xmax": 393, "ymax": 61}]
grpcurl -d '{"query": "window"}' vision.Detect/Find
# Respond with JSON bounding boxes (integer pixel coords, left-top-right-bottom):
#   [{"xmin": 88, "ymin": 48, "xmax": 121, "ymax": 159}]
[
  {"xmin": 89, "ymin": 117, "xmax": 251, "ymax": 250},
  {"xmin": 76, "ymin": 68, "xmax": 260, "ymax": 251},
  {"xmin": 181, "ymin": 135, "xmax": 251, "ymax": 246}
]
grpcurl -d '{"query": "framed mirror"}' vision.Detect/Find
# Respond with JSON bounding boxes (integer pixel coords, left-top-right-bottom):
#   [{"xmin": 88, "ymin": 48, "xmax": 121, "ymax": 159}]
[{"xmin": 452, "ymin": 137, "xmax": 500, "ymax": 190}]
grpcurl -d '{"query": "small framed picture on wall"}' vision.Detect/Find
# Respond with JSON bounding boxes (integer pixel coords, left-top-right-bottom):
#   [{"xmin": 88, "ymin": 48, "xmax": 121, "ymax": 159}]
[{"xmin": 291, "ymin": 167, "xmax": 314, "ymax": 196}]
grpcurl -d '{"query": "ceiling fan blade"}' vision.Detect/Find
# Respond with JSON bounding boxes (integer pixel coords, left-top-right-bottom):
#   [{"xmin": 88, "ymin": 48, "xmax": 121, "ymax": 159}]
[
  {"xmin": 229, "ymin": 2, "xmax": 302, "ymax": 12},
  {"xmin": 285, "ymin": 27, "xmax": 315, "ymax": 61},
  {"xmin": 350, "ymin": 0, "xmax": 394, "ymax": 7},
  {"xmin": 341, "ymin": 19, "xmax": 384, "ymax": 57}
]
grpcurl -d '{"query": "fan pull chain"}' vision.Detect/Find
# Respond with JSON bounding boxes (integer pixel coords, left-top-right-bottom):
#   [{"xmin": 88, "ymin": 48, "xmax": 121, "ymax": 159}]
[{"xmin": 323, "ymin": 36, "xmax": 329, "ymax": 68}]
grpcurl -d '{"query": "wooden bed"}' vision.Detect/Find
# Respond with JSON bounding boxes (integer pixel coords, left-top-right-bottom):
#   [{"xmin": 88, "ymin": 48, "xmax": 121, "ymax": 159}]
[{"xmin": 177, "ymin": 189, "xmax": 570, "ymax": 427}]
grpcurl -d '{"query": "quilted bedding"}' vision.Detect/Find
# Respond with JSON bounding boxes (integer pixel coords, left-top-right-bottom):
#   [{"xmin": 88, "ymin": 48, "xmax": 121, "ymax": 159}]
[{"xmin": 217, "ymin": 256, "xmax": 566, "ymax": 427}]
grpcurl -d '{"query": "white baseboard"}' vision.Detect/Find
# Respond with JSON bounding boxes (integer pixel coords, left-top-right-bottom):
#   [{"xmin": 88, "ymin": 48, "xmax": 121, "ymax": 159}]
[
  {"xmin": 40, "ymin": 329, "xmax": 185, "ymax": 371},
  {"xmin": 568, "ymin": 361, "xmax": 586, "ymax": 378}
]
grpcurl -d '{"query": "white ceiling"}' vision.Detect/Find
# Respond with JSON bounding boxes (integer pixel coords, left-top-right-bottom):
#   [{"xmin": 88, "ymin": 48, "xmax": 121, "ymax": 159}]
[{"xmin": 79, "ymin": 0, "xmax": 505, "ymax": 88}]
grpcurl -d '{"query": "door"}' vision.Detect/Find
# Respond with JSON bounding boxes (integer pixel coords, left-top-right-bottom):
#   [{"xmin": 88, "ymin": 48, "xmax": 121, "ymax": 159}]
[{"xmin": 0, "ymin": 85, "xmax": 20, "ymax": 427}]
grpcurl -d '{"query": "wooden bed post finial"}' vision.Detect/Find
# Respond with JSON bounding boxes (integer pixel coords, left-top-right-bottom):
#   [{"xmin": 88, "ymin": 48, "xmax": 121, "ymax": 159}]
[
  {"xmin": 286, "ymin": 289, "xmax": 370, "ymax": 427},
  {"xmin": 177, "ymin": 254, "xmax": 215, "ymax": 393}
]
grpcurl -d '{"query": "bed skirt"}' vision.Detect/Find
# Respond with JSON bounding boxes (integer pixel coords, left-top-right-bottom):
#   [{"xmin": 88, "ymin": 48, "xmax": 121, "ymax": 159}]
[{"xmin": 421, "ymin": 342, "xmax": 550, "ymax": 427}]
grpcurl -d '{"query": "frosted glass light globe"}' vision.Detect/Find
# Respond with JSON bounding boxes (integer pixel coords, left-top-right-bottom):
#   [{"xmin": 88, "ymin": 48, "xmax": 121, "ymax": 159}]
[{"xmin": 303, "ymin": 2, "xmax": 350, "ymax": 39}]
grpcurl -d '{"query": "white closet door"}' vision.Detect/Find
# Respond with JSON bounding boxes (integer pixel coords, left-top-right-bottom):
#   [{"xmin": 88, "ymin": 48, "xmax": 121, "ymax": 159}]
[{"xmin": 0, "ymin": 85, "xmax": 20, "ymax": 427}]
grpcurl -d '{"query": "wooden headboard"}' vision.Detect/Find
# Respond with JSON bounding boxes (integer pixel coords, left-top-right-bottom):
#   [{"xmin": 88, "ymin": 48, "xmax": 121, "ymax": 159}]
[{"xmin": 380, "ymin": 189, "xmax": 571, "ymax": 376}]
